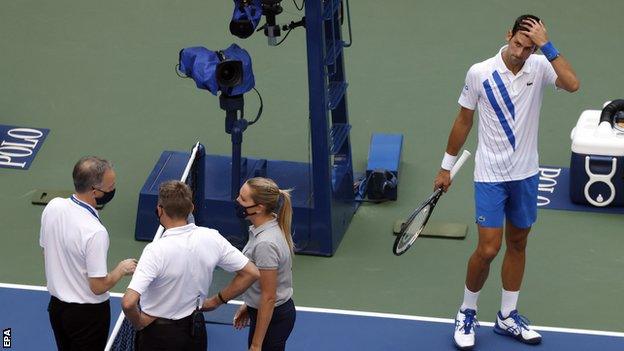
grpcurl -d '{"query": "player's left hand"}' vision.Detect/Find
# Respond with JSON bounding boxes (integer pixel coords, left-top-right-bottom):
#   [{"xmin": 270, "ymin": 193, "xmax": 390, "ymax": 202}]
[
  {"xmin": 521, "ymin": 18, "xmax": 549, "ymax": 47},
  {"xmin": 434, "ymin": 169, "xmax": 452, "ymax": 192}
]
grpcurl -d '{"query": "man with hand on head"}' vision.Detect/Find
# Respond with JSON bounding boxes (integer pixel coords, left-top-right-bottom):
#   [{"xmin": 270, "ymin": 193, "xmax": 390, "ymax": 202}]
[
  {"xmin": 122, "ymin": 180, "xmax": 260, "ymax": 351},
  {"xmin": 433, "ymin": 14, "xmax": 579, "ymax": 350},
  {"xmin": 41, "ymin": 156, "xmax": 137, "ymax": 350}
]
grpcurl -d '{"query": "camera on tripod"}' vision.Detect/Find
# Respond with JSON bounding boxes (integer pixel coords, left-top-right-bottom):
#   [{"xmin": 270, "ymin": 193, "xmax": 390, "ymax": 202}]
[{"xmin": 177, "ymin": 43, "xmax": 254, "ymax": 97}]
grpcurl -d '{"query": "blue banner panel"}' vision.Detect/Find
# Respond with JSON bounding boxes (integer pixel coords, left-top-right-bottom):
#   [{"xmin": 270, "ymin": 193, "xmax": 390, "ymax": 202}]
[
  {"xmin": 537, "ymin": 165, "xmax": 624, "ymax": 214},
  {"xmin": 0, "ymin": 125, "xmax": 50, "ymax": 170}
]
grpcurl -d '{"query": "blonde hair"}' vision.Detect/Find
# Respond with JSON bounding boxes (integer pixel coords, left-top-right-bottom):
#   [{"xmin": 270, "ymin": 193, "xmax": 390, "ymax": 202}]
[{"xmin": 245, "ymin": 177, "xmax": 294, "ymax": 253}]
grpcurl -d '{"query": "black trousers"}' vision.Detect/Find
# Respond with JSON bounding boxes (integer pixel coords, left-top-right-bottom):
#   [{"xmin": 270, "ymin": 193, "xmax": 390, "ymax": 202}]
[
  {"xmin": 47, "ymin": 295, "xmax": 111, "ymax": 351},
  {"xmin": 248, "ymin": 299, "xmax": 296, "ymax": 351},
  {"xmin": 136, "ymin": 312, "xmax": 207, "ymax": 351}
]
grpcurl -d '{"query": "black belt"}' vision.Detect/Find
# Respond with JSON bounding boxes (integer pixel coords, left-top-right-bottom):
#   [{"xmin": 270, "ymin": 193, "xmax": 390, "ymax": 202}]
[
  {"xmin": 148, "ymin": 311, "xmax": 205, "ymax": 339},
  {"xmin": 50, "ymin": 295, "xmax": 110, "ymax": 306},
  {"xmin": 152, "ymin": 313, "xmax": 194, "ymax": 326}
]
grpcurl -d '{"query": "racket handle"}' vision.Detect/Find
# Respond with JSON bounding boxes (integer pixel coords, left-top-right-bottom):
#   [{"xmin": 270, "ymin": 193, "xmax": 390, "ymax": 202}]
[{"xmin": 450, "ymin": 150, "xmax": 471, "ymax": 180}]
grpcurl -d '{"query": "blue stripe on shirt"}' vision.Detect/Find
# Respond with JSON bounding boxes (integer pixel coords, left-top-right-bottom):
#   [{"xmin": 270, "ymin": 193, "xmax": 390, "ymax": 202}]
[
  {"xmin": 483, "ymin": 79, "xmax": 516, "ymax": 150},
  {"xmin": 492, "ymin": 71, "xmax": 515, "ymax": 120}
]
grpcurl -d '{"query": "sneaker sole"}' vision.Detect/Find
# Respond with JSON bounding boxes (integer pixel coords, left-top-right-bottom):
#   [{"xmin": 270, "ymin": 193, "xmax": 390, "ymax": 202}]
[
  {"xmin": 453, "ymin": 339, "xmax": 475, "ymax": 351},
  {"xmin": 493, "ymin": 323, "xmax": 542, "ymax": 345}
]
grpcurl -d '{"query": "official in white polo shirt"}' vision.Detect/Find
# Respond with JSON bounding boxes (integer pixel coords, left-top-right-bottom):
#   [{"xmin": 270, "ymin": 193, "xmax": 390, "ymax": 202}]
[
  {"xmin": 40, "ymin": 156, "xmax": 137, "ymax": 351},
  {"xmin": 433, "ymin": 14, "xmax": 579, "ymax": 350},
  {"xmin": 122, "ymin": 180, "xmax": 260, "ymax": 351}
]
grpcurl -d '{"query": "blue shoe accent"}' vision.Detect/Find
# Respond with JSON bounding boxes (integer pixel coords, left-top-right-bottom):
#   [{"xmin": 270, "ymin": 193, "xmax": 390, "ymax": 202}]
[
  {"xmin": 459, "ymin": 309, "xmax": 479, "ymax": 335},
  {"xmin": 494, "ymin": 310, "xmax": 542, "ymax": 345},
  {"xmin": 453, "ymin": 309, "xmax": 479, "ymax": 350}
]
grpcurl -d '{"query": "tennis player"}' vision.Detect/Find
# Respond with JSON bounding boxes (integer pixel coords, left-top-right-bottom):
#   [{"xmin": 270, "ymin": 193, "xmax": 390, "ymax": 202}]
[
  {"xmin": 433, "ymin": 14, "xmax": 579, "ymax": 349},
  {"xmin": 40, "ymin": 156, "xmax": 137, "ymax": 350},
  {"xmin": 232, "ymin": 177, "xmax": 296, "ymax": 351},
  {"xmin": 122, "ymin": 181, "xmax": 259, "ymax": 351}
]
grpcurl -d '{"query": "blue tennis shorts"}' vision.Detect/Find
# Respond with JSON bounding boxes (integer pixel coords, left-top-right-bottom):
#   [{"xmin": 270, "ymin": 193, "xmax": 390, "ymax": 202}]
[{"xmin": 474, "ymin": 174, "xmax": 539, "ymax": 229}]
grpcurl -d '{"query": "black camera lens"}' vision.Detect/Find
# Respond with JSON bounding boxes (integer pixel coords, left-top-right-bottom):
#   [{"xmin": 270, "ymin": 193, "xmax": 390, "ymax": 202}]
[
  {"xmin": 216, "ymin": 60, "xmax": 243, "ymax": 88},
  {"xmin": 230, "ymin": 20, "xmax": 255, "ymax": 39}
]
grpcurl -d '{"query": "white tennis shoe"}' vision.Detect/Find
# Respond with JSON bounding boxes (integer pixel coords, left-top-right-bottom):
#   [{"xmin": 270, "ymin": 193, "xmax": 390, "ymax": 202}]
[
  {"xmin": 453, "ymin": 308, "xmax": 479, "ymax": 350},
  {"xmin": 494, "ymin": 310, "xmax": 542, "ymax": 344}
]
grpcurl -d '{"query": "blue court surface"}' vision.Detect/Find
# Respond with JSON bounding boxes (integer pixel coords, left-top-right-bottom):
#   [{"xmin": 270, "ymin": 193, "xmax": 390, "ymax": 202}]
[{"xmin": 1, "ymin": 284, "xmax": 622, "ymax": 350}]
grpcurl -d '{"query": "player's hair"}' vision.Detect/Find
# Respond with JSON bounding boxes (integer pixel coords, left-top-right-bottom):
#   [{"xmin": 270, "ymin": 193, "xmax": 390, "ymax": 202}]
[
  {"xmin": 158, "ymin": 180, "xmax": 194, "ymax": 220},
  {"xmin": 72, "ymin": 156, "xmax": 113, "ymax": 193},
  {"xmin": 245, "ymin": 177, "xmax": 294, "ymax": 253},
  {"xmin": 511, "ymin": 14, "xmax": 541, "ymax": 37}
]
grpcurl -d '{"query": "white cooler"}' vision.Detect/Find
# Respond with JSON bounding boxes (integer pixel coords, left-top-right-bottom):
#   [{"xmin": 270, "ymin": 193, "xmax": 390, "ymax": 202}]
[{"xmin": 569, "ymin": 108, "xmax": 624, "ymax": 207}]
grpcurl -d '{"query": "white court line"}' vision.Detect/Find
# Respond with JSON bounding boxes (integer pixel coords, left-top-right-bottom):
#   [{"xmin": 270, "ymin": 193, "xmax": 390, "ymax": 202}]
[
  {"xmin": 0, "ymin": 282, "xmax": 124, "ymax": 297},
  {"xmin": 3, "ymin": 282, "xmax": 623, "ymax": 338}
]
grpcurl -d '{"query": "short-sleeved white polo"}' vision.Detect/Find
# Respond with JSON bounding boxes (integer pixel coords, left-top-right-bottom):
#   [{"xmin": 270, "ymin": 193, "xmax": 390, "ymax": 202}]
[
  {"xmin": 458, "ymin": 45, "xmax": 558, "ymax": 182},
  {"xmin": 40, "ymin": 196, "xmax": 110, "ymax": 304},
  {"xmin": 127, "ymin": 223, "xmax": 249, "ymax": 320}
]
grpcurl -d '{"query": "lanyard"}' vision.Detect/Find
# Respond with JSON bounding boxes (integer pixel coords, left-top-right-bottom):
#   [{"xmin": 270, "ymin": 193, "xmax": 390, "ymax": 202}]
[{"xmin": 70, "ymin": 195, "xmax": 101, "ymax": 223}]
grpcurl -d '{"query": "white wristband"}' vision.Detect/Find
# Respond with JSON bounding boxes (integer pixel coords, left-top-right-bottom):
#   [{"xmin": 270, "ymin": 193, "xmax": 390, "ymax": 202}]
[{"xmin": 441, "ymin": 152, "xmax": 457, "ymax": 171}]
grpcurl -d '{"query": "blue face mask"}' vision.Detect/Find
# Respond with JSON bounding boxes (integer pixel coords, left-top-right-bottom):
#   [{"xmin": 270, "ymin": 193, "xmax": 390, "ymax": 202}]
[{"xmin": 234, "ymin": 201, "xmax": 258, "ymax": 219}]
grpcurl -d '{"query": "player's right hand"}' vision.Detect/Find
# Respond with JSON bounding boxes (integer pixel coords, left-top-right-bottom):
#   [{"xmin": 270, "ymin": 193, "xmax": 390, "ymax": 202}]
[
  {"xmin": 117, "ymin": 258, "xmax": 137, "ymax": 276},
  {"xmin": 521, "ymin": 18, "xmax": 548, "ymax": 48},
  {"xmin": 434, "ymin": 169, "xmax": 452, "ymax": 192}
]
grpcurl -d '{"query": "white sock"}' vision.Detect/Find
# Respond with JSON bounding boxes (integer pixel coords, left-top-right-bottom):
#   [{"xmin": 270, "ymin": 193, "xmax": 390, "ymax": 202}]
[
  {"xmin": 500, "ymin": 288, "xmax": 519, "ymax": 318},
  {"xmin": 460, "ymin": 286, "xmax": 480, "ymax": 311}
]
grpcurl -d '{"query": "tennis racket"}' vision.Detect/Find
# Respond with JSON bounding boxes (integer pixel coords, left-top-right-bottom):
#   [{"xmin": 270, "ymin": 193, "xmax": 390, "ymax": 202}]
[{"xmin": 392, "ymin": 150, "xmax": 471, "ymax": 256}]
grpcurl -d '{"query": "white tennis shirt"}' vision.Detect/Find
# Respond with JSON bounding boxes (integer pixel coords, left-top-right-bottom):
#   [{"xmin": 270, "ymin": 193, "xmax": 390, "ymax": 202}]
[
  {"xmin": 127, "ymin": 223, "xmax": 249, "ymax": 320},
  {"xmin": 458, "ymin": 45, "xmax": 558, "ymax": 182},
  {"xmin": 40, "ymin": 196, "xmax": 110, "ymax": 304}
]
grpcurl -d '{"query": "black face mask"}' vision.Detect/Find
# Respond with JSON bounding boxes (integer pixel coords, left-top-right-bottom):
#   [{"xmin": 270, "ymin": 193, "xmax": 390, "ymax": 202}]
[
  {"xmin": 94, "ymin": 188, "xmax": 116, "ymax": 206},
  {"xmin": 155, "ymin": 206, "xmax": 164, "ymax": 227},
  {"xmin": 234, "ymin": 201, "xmax": 257, "ymax": 219}
]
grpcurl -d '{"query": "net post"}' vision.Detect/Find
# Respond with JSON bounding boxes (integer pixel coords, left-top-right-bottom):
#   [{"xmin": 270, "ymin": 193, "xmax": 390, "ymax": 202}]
[{"xmin": 104, "ymin": 313, "xmax": 126, "ymax": 351}]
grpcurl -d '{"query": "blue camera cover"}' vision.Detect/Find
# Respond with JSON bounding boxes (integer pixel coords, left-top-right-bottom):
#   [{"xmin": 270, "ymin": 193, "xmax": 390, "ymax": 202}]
[
  {"xmin": 178, "ymin": 44, "xmax": 255, "ymax": 96},
  {"xmin": 232, "ymin": 0, "xmax": 262, "ymax": 31}
]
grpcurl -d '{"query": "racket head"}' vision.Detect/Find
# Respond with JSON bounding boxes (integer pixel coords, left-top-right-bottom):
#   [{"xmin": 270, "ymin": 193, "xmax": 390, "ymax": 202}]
[
  {"xmin": 393, "ymin": 203, "xmax": 432, "ymax": 255},
  {"xmin": 392, "ymin": 189, "xmax": 442, "ymax": 255}
]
